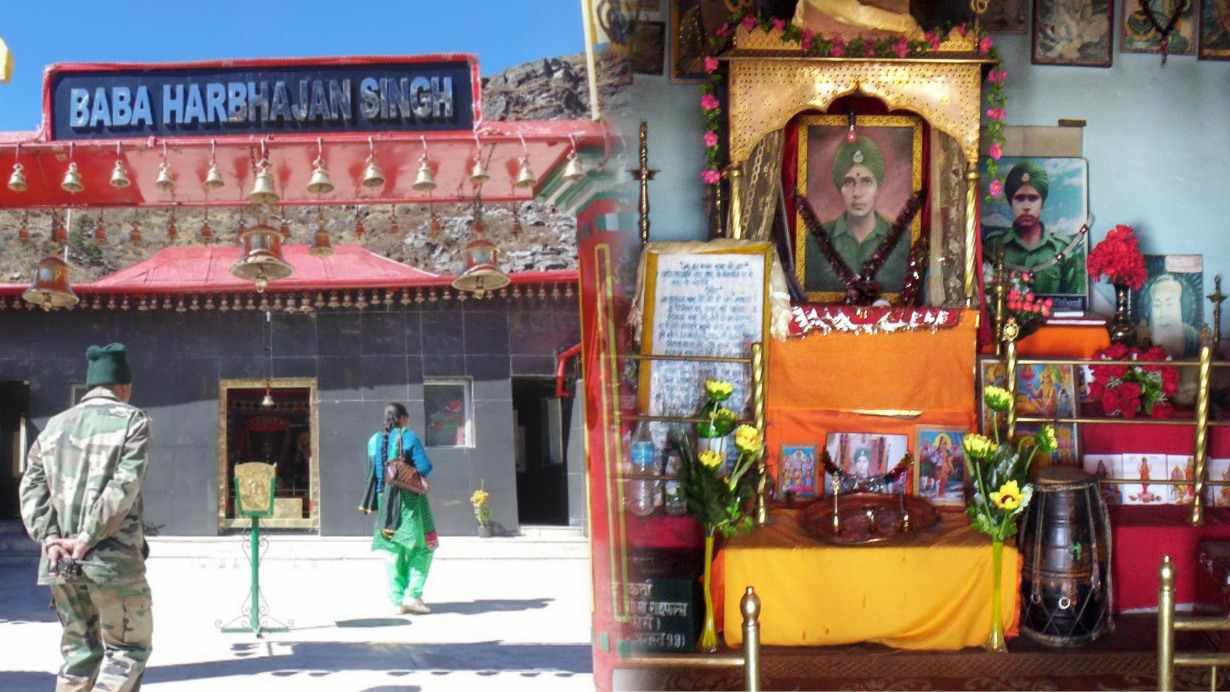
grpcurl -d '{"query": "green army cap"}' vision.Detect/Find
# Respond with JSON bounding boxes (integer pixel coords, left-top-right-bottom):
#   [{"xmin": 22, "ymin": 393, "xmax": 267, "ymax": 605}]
[
  {"xmin": 1004, "ymin": 161, "xmax": 1049, "ymax": 202},
  {"xmin": 85, "ymin": 343, "xmax": 132, "ymax": 387},
  {"xmin": 832, "ymin": 136, "xmax": 885, "ymax": 189}
]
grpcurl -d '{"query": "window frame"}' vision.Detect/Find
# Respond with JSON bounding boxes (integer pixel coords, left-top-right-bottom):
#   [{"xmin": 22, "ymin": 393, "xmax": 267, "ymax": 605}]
[{"xmin": 422, "ymin": 377, "xmax": 475, "ymax": 449}]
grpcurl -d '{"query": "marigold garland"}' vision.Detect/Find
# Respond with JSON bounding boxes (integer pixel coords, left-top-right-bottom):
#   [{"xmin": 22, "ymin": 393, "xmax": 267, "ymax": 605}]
[{"xmin": 696, "ymin": 11, "xmax": 1006, "ymax": 206}]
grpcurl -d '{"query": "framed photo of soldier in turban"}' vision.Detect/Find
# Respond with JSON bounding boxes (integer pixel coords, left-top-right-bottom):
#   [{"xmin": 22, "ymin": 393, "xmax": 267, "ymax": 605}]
[
  {"xmin": 794, "ymin": 114, "xmax": 923, "ymax": 304},
  {"xmin": 981, "ymin": 156, "xmax": 1090, "ymax": 312}
]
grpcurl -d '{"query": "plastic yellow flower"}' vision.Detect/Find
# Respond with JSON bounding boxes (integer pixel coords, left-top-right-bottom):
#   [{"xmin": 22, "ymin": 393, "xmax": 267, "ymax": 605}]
[
  {"xmin": 1035, "ymin": 424, "xmax": 1057, "ymax": 453},
  {"xmin": 705, "ymin": 379, "xmax": 734, "ymax": 400},
  {"xmin": 713, "ymin": 407, "xmax": 735, "ymax": 423},
  {"xmin": 734, "ymin": 425, "xmax": 761, "ymax": 454},
  {"xmin": 990, "ymin": 480, "xmax": 1023, "ymax": 511},
  {"xmin": 963, "ymin": 433, "xmax": 996, "ymax": 460},
  {"xmin": 698, "ymin": 450, "xmax": 724, "ymax": 469},
  {"xmin": 984, "ymin": 385, "xmax": 1012, "ymax": 412},
  {"xmin": 470, "ymin": 489, "xmax": 490, "ymax": 507}
]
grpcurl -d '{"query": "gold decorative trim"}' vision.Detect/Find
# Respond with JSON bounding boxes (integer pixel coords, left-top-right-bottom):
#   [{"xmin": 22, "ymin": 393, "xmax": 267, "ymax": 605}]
[
  {"xmin": 793, "ymin": 114, "xmax": 923, "ymax": 304},
  {"xmin": 727, "ymin": 59, "xmax": 984, "ymax": 166},
  {"xmin": 218, "ymin": 377, "xmax": 320, "ymax": 533},
  {"xmin": 733, "ymin": 26, "xmax": 979, "ymax": 54}
]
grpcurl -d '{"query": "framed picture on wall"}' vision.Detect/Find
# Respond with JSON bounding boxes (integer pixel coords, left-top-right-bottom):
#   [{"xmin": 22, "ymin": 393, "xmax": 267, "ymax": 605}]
[
  {"xmin": 914, "ymin": 427, "xmax": 967, "ymax": 507},
  {"xmin": 977, "ymin": 359, "xmax": 1077, "ymax": 435},
  {"xmin": 629, "ymin": 21, "xmax": 667, "ymax": 76},
  {"xmin": 983, "ymin": 0, "xmax": 1029, "ymax": 33},
  {"xmin": 1199, "ymin": 0, "xmax": 1230, "ymax": 59},
  {"xmin": 980, "ymin": 156, "xmax": 1090, "ymax": 313},
  {"xmin": 778, "ymin": 444, "xmax": 819, "ymax": 501},
  {"xmin": 1032, "ymin": 0, "xmax": 1115, "ymax": 67},
  {"xmin": 1122, "ymin": 0, "xmax": 1197, "ymax": 55},
  {"xmin": 794, "ymin": 114, "xmax": 924, "ymax": 304},
  {"xmin": 1131, "ymin": 255, "xmax": 1204, "ymax": 358}
]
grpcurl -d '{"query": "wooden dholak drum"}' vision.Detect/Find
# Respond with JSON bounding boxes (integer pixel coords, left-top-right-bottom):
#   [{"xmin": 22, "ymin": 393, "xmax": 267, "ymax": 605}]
[{"xmin": 1018, "ymin": 466, "xmax": 1115, "ymax": 647}]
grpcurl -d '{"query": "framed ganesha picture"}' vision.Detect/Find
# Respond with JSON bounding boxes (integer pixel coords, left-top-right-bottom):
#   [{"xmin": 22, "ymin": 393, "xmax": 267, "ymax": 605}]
[{"xmin": 794, "ymin": 114, "xmax": 924, "ymax": 304}]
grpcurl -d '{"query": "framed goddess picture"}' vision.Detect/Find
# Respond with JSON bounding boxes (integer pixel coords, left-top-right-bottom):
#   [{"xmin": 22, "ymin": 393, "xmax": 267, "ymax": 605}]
[
  {"xmin": 915, "ymin": 428, "xmax": 967, "ymax": 507},
  {"xmin": 981, "ymin": 156, "xmax": 1090, "ymax": 312},
  {"xmin": 778, "ymin": 444, "xmax": 819, "ymax": 500},
  {"xmin": 1032, "ymin": 0, "xmax": 1115, "ymax": 67},
  {"xmin": 794, "ymin": 114, "xmax": 923, "ymax": 304}
]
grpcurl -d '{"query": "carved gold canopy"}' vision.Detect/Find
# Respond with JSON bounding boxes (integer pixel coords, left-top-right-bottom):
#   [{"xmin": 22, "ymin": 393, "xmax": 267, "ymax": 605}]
[{"xmin": 724, "ymin": 27, "xmax": 994, "ymax": 166}]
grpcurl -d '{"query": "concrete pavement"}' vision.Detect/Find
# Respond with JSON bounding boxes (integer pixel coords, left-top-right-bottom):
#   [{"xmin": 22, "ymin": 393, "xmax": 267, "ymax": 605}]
[{"xmin": 0, "ymin": 531, "xmax": 594, "ymax": 691}]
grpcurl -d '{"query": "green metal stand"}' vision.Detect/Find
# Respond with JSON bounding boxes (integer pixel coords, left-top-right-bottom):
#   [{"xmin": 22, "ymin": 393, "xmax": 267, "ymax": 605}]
[{"xmin": 218, "ymin": 470, "xmax": 289, "ymax": 637}]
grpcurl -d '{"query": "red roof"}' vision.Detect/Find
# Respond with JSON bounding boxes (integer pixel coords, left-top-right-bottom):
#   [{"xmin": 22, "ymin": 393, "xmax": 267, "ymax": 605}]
[{"xmin": 0, "ymin": 244, "xmax": 576, "ymax": 296}]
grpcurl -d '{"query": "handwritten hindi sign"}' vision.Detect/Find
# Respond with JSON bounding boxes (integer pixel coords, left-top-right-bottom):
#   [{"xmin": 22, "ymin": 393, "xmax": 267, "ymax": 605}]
[
  {"xmin": 644, "ymin": 248, "xmax": 768, "ymax": 423},
  {"xmin": 627, "ymin": 578, "xmax": 696, "ymax": 652}
]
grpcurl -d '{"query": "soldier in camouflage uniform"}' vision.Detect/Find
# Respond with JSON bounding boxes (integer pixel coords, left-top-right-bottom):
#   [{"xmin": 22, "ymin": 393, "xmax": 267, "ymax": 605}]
[
  {"xmin": 984, "ymin": 161, "xmax": 1086, "ymax": 295},
  {"xmin": 20, "ymin": 343, "xmax": 153, "ymax": 692}
]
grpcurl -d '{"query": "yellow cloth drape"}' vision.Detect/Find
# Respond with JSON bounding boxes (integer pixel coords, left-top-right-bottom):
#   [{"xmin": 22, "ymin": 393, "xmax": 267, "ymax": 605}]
[{"xmin": 720, "ymin": 510, "xmax": 1021, "ymax": 649}]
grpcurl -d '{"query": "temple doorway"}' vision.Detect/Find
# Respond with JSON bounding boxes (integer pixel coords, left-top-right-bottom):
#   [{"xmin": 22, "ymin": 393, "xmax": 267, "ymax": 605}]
[
  {"xmin": 0, "ymin": 381, "xmax": 29, "ymax": 520},
  {"xmin": 513, "ymin": 377, "xmax": 570, "ymax": 526},
  {"xmin": 218, "ymin": 378, "xmax": 319, "ymax": 532}
]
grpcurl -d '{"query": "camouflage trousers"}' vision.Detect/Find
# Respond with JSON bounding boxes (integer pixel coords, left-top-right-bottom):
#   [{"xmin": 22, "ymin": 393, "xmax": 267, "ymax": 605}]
[{"xmin": 50, "ymin": 578, "xmax": 153, "ymax": 692}]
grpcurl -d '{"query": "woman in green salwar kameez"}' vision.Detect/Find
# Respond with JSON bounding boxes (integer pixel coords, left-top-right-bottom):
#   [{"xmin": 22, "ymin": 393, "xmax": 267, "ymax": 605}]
[{"xmin": 364, "ymin": 404, "xmax": 438, "ymax": 615}]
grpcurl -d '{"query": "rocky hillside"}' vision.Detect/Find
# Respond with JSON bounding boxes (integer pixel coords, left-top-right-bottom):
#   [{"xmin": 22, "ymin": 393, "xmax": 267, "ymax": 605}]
[{"xmin": 0, "ymin": 52, "xmax": 630, "ymax": 284}]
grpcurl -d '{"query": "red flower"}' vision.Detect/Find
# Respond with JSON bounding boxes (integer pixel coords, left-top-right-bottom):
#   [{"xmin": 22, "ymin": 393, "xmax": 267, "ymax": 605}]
[
  {"xmin": 771, "ymin": 18, "xmax": 785, "ymax": 32},
  {"xmin": 893, "ymin": 37, "xmax": 909, "ymax": 58},
  {"xmin": 988, "ymin": 179, "xmax": 1003, "ymax": 197},
  {"xmin": 1141, "ymin": 346, "xmax": 1169, "ymax": 362},
  {"xmin": 864, "ymin": 41, "xmax": 877, "ymax": 56},
  {"xmin": 741, "ymin": 14, "xmax": 758, "ymax": 32},
  {"xmin": 1118, "ymin": 381, "xmax": 1142, "ymax": 400},
  {"xmin": 1121, "ymin": 397, "xmax": 1141, "ymax": 418},
  {"xmin": 1088, "ymin": 380, "xmax": 1105, "ymax": 402},
  {"xmin": 700, "ymin": 169, "xmax": 721, "ymax": 185},
  {"xmin": 801, "ymin": 29, "xmax": 814, "ymax": 51},
  {"xmin": 979, "ymin": 36, "xmax": 994, "ymax": 54},
  {"xmin": 925, "ymin": 31, "xmax": 941, "ymax": 50},
  {"xmin": 1102, "ymin": 343, "xmax": 1130, "ymax": 361},
  {"xmin": 957, "ymin": 23, "xmax": 969, "ymax": 37},
  {"xmin": 716, "ymin": 23, "xmax": 732, "ymax": 38},
  {"xmin": 1152, "ymin": 403, "xmax": 1175, "ymax": 419},
  {"xmin": 1088, "ymin": 225, "xmax": 1146, "ymax": 289},
  {"xmin": 1101, "ymin": 389, "xmax": 1122, "ymax": 415},
  {"xmin": 1162, "ymin": 367, "xmax": 1180, "ymax": 394}
]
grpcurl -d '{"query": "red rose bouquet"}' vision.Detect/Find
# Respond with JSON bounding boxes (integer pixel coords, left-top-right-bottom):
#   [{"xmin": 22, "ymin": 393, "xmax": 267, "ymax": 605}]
[
  {"xmin": 1087, "ymin": 224, "xmax": 1147, "ymax": 290},
  {"xmin": 994, "ymin": 271, "xmax": 1053, "ymax": 339},
  {"xmin": 1088, "ymin": 343, "xmax": 1179, "ymax": 419}
]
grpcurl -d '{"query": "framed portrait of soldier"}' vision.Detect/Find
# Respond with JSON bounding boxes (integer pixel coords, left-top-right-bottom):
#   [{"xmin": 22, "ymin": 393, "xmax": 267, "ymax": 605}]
[
  {"xmin": 981, "ymin": 156, "xmax": 1090, "ymax": 313},
  {"xmin": 1132, "ymin": 255, "xmax": 1204, "ymax": 358},
  {"xmin": 1199, "ymin": 0, "xmax": 1230, "ymax": 59},
  {"xmin": 794, "ymin": 114, "xmax": 923, "ymax": 304}
]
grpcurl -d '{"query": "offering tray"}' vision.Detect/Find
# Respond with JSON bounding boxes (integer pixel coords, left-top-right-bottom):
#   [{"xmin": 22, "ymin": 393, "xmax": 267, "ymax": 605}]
[{"xmin": 800, "ymin": 492, "xmax": 940, "ymax": 546}]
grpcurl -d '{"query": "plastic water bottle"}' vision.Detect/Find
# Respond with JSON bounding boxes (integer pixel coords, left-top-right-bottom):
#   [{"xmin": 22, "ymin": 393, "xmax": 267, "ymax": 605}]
[
  {"xmin": 628, "ymin": 421, "xmax": 658, "ymax": 516},
  {"xmin": 664, "ymin": 451, "xmax": 687, "ymax": 516}
]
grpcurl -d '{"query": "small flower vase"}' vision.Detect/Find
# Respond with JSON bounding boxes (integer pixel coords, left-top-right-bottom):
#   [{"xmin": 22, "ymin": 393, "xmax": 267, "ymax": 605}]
[
  {"xmin": 477, "ymin": 524, "xmax": 493, "ymax": 538},
  {"xmin": 985, "ymin": 538, "xmax": 1008, "ymax": 653},
  {"xmin": 699, "ymin": 531, "xmax": 719, "ymax": 653},
  {"xmin": 1107, "ymin": 283, "xmax": 1136, "ymax": 346}
]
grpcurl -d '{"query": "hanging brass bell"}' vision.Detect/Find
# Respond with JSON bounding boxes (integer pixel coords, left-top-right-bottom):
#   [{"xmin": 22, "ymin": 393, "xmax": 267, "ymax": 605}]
[
  {"xmin": 412, "ymin": 158, "xmax": 436, "ymax": 192},
  {"xmin": 514, "ymin": 156, "xmax": 536, "ymax": 189},
  {"xmin": 360, "ymin": 157, "xmax": 385, "ymax": 189},
  {"xmin": 469, "ymin": 159, "xmax": 489, "ymax": 184},
  {"xmin": 204, "ymin": 161, "xmax": 225, "ymax": 189},
  {"xmin": 61, "ymin": 162, "xmax": 84, "ymax": 193},
  {"xmin": 309, "ymin": 225, "xmax": 334, "ymax": 257},
  {"xmin": 248, "ymin": 163, "xmax": 278, "ymax": 205},
  {"xmin": 307, "ymin": 158, "xmax": 334, "ymax": 194},
  {"xmin": 562, "ymin": 153, "xmax": 585, "ymax": 183},
  {"xmin": 23, "ymin": 255, "xmax": 79, "ymax": 310},
  {"xmin": 7, "ymin": 162, "xmax": 27, "ymax": 192},
  {"xmin": 261, "ymin": 390, "xmax": 276, "ymax": 408},
  {"xmin": 451, "ymin": 237, "xmax": 510, "ymax": 297},
  {"xmin": 231, "ymin": 223, "xmax": 294, "ymax": 293},
  {"xmin": 155, "ymin": 162, "xmax": 174, "ymax": 192},
  {"xmin": 109, "ymin": 159, "xmax": 131, "ymax": 188}
]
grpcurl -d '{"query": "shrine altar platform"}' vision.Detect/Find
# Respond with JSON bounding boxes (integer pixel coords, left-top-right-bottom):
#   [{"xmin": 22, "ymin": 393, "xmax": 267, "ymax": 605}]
[{"xmin": 714, "ymin": 508, "xmax": 1020, "ymax": 650}]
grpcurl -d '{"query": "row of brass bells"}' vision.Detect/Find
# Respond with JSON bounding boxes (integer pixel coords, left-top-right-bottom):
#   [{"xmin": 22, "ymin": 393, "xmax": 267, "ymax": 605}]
[
  {"xmin": 412, "ymin": 157, "xmax": 436, "ymax": 192},
  {"xmin": 24, "ymin": 256, "xmax": 79, "ymax": 310},
  {"xmin": 204, "ymin": 161, "xmax": 225, "ymax": 189},
  {"xmin": 514, "ymin": 156, "xmax": 536, "ymax": 189},
  {"xmin": 231, "ymin": 223, "xmax": 293, "ymax": 293},
  {"xmin": 307, "ymin": 157, "xmax": 334, "ymax": 194},
  {"xmin": 155, "ymin": 162, "xmax": 174, "ymax": 192},
  {"xmin": 249, "ymin": 161, "xmax": 278, "ymax": 204},
  {"xmin": 469, "ymin": 159, "xmax": 489, "ymax": 185}
]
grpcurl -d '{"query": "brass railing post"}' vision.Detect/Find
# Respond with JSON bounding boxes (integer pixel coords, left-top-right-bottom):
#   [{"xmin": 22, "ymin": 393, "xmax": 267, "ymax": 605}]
[
  {"xmin": 726, "ymin": 164, "xmax": 744, "ymax": 240},
  {"xmin": 1003, "ymin": 320, "xmax": 1019, "ymax": 441},
  {"xmin": 1193, "ymin": 328, "xmax": 1213, "ymax": 527},
  {"xmin": 991, "ymin": 247, "xmax": 1007, "ymax": 357},
  {"xmin": 741, "ymin": 587, "xmax": 762, "ymax": 692},
  {"xmin": 1159, "ymin": 555, "xmax": 1176, "ymax": 692},
  {"xmin": 752, "ymin": 342, "xmax": 768, "ymax": 527},
  {"xmin": 963, "ymin": 167, "xmax": 980, "ymax": 307}
]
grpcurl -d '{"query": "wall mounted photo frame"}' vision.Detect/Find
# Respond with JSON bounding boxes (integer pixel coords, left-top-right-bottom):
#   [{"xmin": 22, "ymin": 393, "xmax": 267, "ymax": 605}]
[
  {"xmin": 1122, "ymin": 0, "xmax": 1197, "ymax": 55},
  {"xmin": 984, "ymin": 0, "xmax": 1030, "ymax": 33},
  {"xmin": 794, "ymin": 114, "xmax": 924, "ymax": 304},
  {"xmin": 1199, "ymin": 0, "xmax": 1230, "ymax": 59},
  {"xmin": 1033, "ymin": 0, "xmax": 1115, "ymax": 67},
  {"xmin": 629, "ymin": 21, "xmax": 667, "ymax": 76}
]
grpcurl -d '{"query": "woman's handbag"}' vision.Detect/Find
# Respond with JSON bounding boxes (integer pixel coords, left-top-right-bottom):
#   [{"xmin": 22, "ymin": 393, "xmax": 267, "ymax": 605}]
[{"xmin": 385, "ymin": 432, "xmax": 430, "ymax": 495}]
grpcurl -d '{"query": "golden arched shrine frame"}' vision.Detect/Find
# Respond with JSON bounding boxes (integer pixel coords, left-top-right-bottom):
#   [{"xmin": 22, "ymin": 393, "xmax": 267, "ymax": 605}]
[{"xmin": 723, "ymin": 28, "xmax": 995, "ymax": 303}]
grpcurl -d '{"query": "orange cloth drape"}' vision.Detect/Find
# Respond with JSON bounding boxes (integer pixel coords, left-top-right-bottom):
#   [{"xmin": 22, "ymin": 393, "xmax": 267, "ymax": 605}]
[
  {"xmin": 765, "ymin": 310, "xmax": 979, "ymax": 483},
  {"xmin": 1016, "ymin": 323, "xmax": 1110, "ymax": 358},
  {"xmin": 719, "ymin": 510, "xmax": 1021, "ymax": 649}
]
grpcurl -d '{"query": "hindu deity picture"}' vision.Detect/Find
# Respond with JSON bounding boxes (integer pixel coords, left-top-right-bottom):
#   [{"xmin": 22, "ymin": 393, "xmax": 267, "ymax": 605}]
[
  {"xmin": 1032, "ymin": 0, "xmax": 1115, "ymax": 67},
  {"xmin": 1124, "ymin": 454, "xmax": 1168, "ymax": 504},
  {"xmin": 915, "ymin": 428, "xmax": 967, "ymax": 506},
  {"xmin": 1122, "ymin": 0, "xmax": 1197, "ymax": 55},
  {"xmin": 1084, "ymin": 453, "xmax": 1123, "ymax": 505},
  {"xmin": 1166, "ymin": 455, "xmax": 1196, "ymax": 504},
  {"xmin": 778, "ymin": 444, "xmax": 819, "ymax": 499},
  {"xmin": 1199, "ymin": 0, "xmax": 1230, "ymax": 59},
  {"xmin": 1207, "ymin": 459, "xmax": 1230, "ymax": 507},
  {"xmin": 1132, "ymin": 255, "xmax": 1204, "ymax": 358},
  {"xmin": 978, "ymin": 359, "xmax": 1076, "ymax": 433}
]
